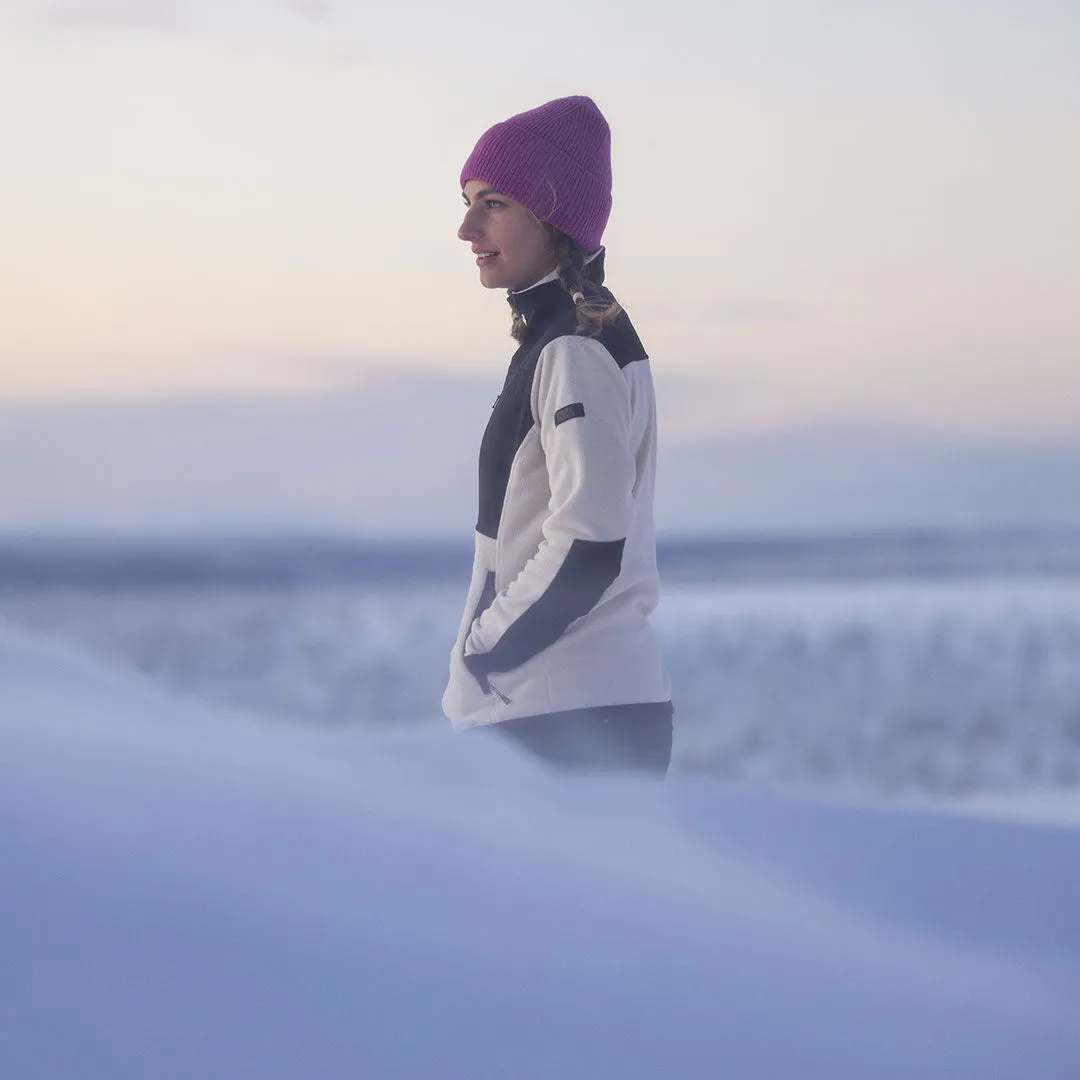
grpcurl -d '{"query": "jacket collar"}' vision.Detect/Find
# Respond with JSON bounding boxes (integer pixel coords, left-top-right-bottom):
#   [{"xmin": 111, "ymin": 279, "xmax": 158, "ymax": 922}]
[{"xmin": 506, "ymin": 248, "xmax": 607, "ymax": 326}]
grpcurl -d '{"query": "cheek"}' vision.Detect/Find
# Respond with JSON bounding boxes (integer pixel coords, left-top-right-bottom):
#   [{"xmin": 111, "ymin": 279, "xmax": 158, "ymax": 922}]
[
  {"xmin": 519, "ymin": 224, "xmax": 551, "ymax": 266},
  {"xmin": 501, "ymin": 216, "xmax": 548, "ymax": 261}
]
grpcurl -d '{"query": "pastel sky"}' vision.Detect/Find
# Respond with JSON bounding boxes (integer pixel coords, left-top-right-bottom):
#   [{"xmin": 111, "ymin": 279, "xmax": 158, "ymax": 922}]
[{"xmin": 2, "ymin": 0, "xmax": 1079, "ymax": 440}]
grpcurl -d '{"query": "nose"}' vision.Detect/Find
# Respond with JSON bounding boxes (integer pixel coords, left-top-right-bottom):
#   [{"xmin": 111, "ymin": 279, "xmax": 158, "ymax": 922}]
[{"xmin": 458, "ymin": 203, "xmax": 481, "ymax": 243}]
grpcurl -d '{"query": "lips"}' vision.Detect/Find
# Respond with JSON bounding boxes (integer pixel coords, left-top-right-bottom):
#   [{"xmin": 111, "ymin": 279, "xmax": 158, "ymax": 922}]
[{"xmin": 474, "ymin": 250, "xmax": 499, "ymax": 264}]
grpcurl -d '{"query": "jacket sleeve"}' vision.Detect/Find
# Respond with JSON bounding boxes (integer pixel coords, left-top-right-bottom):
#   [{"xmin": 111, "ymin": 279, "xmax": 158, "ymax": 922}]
[{"xmin": 463, "ymin": 334, "xmax": 635, "ymax": 685}]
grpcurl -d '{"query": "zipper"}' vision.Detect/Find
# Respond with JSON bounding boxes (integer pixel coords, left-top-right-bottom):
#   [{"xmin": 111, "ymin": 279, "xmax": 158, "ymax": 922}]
[{"xmin": 488, "ymin": 681, "xmax": 511, "ymax": 705}]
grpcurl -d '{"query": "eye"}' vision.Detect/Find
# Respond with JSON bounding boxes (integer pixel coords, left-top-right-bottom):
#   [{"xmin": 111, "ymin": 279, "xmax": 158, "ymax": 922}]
[{"xmin": 485, "ymin": 198, "xmax": 506, "ymax": 209}]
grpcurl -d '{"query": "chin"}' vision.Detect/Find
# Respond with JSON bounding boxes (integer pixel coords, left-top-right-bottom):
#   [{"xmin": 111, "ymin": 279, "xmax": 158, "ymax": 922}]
[{"xmin": 478, "ymin": 268, "xmax": 513, "ymax": 290}]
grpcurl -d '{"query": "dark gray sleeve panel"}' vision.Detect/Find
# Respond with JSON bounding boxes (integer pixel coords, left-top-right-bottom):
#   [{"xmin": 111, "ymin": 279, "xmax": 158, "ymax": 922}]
[{"xmin": 465, "ymin": 537, "xmax": 625, "ymax": 678}]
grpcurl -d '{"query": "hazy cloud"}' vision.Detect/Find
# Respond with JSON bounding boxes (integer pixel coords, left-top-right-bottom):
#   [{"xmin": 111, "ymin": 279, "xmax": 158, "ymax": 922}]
[
  {"xmin": 706, "ymin": 298, "xmax": 810, "ymax": 326},
  {"xmin": 287, "ymin": 0, "xmax": 334, "ymax": 21},
  {"xmin": 647, "ymin": 295, "xmax": 811, "ymax": 328},
  {"xmin": 3, "ymin": 382, "xmax": 1079, "ymax": 537},
  {"xmin": 32, "ymin": 0, "xmax": 184, "ymax": 34}
]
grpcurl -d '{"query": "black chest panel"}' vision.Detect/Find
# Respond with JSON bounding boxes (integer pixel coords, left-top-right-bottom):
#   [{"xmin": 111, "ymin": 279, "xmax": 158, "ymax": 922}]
[
  {"xmin": 476, "ymin": 309, "xmax": 573, "ymax": 539},
  {"xmin": 475, "ymin": 274, "xmax": 648, "ymax": 540}
]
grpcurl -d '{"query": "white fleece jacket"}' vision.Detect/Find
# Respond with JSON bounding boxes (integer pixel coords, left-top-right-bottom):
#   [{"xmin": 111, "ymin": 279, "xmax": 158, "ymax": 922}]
[{"xmin": 442, "ymin": 260, "xmax": 670, "ymax": 728}]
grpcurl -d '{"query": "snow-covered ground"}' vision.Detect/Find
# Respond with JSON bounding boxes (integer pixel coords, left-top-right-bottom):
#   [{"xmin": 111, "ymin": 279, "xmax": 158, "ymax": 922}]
[
  {"xmin": 4, "ymin": 576, "xmax": 1079, "ymax": 795},
  {"xmin": 659, "ymin": 578, "xmax": 1080, "ymax": 793},
  {"xmin": 2, "ymin": 618, "xmax": 1080, "ymax": 1079}
]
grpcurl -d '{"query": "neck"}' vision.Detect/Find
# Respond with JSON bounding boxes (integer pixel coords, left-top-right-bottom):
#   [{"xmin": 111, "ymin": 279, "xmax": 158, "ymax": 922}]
[{"xmin": 511, "ymin": 247, "xmax": 605, "ymax": 296}]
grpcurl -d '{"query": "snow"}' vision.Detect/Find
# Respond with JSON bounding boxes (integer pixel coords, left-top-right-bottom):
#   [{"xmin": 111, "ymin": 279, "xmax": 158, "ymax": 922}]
[{"xmin": 2, "ymin": 619, "xmax": 1079, "ymax": 1079}]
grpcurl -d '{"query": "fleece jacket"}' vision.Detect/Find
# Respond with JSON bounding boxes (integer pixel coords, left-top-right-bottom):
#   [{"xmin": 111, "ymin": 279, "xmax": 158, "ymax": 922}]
[{"xmin": 442, "ymin": 250, "xmax": 671, "ymax": 728}]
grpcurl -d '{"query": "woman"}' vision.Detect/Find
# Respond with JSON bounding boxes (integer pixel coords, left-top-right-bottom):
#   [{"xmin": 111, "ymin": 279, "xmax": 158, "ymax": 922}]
[{"xmin": 442, "ymin": 95, "xmax": 673, "ymax": 774}]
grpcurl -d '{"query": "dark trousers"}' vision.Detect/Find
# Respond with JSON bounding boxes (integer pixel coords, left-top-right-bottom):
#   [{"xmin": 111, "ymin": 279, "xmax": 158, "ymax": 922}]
[{"xmin": 492, "ymin": 701, "xmax": 673, "ymax": 775}]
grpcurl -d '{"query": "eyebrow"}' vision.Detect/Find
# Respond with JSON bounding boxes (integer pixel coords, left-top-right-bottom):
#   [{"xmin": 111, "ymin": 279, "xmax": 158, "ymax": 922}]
[{"xmin": 462, "ymin": 187, "xmax": 501, "ymax": 205}]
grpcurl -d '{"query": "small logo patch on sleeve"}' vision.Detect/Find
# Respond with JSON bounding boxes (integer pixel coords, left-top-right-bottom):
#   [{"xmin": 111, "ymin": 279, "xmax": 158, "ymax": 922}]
[{"xmin": 554, "ymin": 402, "xmax": 586, "ymax": 427}]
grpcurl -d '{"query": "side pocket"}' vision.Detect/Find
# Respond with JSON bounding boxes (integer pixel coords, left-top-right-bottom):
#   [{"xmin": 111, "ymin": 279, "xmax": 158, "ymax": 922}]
[
  {"xmin": 464, "ymin": 570, "xmax": 510, "ymax": 703},
  {"xmin": 470, "ymin": 570, "xmax": 497, "ymax": 631}
]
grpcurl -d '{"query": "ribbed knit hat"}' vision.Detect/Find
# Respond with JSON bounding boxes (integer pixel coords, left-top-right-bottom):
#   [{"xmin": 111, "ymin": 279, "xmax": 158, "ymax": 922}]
[{"xmin": 460, "ymin": 95, "xmax": 612, "ymax": 253}]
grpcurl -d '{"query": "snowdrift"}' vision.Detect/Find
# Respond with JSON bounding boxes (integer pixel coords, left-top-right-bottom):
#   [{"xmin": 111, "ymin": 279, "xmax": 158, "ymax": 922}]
[{"xmin": 2, "ymin": 620, "xmax": 1079, "ymax": 1079}]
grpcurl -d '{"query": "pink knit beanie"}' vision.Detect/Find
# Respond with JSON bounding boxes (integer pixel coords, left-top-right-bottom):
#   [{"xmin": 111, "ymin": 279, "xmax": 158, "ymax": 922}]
[{"xmin": 460, "ymin": 95, "xmax": 612, "ymax": 253}]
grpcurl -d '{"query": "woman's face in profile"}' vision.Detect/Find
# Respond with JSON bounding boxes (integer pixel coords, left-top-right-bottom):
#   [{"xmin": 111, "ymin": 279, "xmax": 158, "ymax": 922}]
[{"xmin": 458, "ymin": 180, "xmax": 556, "ymax": 291}]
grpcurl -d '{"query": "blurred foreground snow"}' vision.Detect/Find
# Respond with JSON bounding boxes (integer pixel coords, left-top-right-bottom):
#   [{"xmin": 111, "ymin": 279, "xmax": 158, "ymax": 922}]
[{"xmin": 2, "ymin": 619, "xmax": 1079, "ymax": 1079}]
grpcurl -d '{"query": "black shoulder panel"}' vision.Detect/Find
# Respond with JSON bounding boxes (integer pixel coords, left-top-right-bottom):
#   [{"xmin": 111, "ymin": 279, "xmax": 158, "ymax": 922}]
[{"xmin": 597, "ymin": 307, "xmax": 648, "ymax": 370}]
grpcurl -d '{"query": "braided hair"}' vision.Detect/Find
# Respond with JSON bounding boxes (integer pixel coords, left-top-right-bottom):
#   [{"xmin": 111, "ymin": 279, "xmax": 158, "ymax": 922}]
[{"xmin": 510, "ymin": 227, "xmax": 622, "ymax": 342}]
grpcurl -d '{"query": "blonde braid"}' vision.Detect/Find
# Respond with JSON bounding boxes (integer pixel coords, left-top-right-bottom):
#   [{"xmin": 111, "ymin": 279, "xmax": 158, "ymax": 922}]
[
  {"xmin": 554, "ymin": 232, "xmax": 621, "ymax": 338},
  {"xmin": 507, "ymin": 226, "xmax": 620, "ymax": 341}
]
